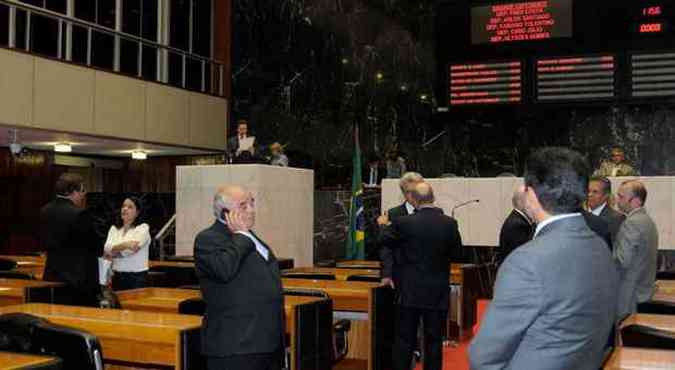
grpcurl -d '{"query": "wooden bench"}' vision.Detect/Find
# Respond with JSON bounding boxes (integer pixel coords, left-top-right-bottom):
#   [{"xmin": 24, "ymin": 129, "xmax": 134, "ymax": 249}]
[{"xmin": 0, "ymin": 279, "xmax": 63, "ymax": 307}]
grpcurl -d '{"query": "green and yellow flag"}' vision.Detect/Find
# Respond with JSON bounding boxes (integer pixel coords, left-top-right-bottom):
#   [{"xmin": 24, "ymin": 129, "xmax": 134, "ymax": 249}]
[{"xmin": 346, "ymin": 124, "xmax": 365, "ymax": 260}]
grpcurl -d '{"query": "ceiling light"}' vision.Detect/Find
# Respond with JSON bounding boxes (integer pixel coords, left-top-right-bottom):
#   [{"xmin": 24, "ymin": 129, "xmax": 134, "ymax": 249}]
[
  {"xmin": 54, "ymin": 143, "xmax": 72, "ymax": 153},
  {"xmin": 131, "ymin": 151, "xmax": 147, "ymax": 160}
]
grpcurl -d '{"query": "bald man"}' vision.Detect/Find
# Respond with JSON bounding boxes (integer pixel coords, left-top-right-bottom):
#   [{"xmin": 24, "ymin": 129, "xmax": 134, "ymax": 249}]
[
  {"xmin": 614, "ymin": 180, "xmax": 658, "ymax": 319},
  {"xmin": 194, "ymin": 186, "xmax": 284, "ymax": 370},
  {"xmin": 379, "ymin": 182, "xmax": 463, "ymax": 370}
]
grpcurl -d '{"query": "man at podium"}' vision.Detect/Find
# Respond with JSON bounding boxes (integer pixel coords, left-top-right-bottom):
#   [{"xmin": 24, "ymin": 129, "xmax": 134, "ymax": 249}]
[{"xmin": 227, "ymin": 119, "xmax": 256, "ymax": 163}]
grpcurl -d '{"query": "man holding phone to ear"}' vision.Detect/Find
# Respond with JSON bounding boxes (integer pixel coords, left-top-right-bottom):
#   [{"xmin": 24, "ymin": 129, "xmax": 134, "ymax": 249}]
[{"xmin": 194, "ymin": 186, "xmax": 284, "ymax": 370}]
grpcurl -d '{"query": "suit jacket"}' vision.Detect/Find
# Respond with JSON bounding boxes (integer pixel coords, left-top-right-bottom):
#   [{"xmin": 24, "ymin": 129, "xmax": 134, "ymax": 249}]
[
  {"xmin": 41, "ymin": 197, "xmax": 103, "ymax": 294},
  {"xmin": 496, "ymin": 209, "xmax": 533, "ymax": 267},
  {"xmin": 379, "ymin": 207, "xmax": 463, "ymax": 310},
  {"xmin": 380, "ymin": 203, "xmax": 412, "ymax": 280},
  {"xmin": 582, "ymin": 210, "xmax": 613, "ymax": 251},
  {"xmin": 614, "ymin": 207, "xmax": 659, "ymax": 319},
  {"xmin": 194, "ymin": 221, "xmax": 284, "ymax": 357},
  {"xmin": 469, "ymin": 216, "xmax": 618, "ymax": 370},
  {"xmin": 599, "ymin": 204, "xmax": 626, "ymax": 242}
]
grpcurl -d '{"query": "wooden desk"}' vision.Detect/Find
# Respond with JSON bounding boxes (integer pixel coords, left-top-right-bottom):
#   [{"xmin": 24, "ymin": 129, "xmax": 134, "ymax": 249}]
[
  {"xmin": 622, "ymin": 313, "xmax": 675, "ymax": 333},
  {"xmin": 0, "ymin": 255, "xmax": 45, "ymax": 280},
  {"xmin": 282, "ymin": 278, "xmax": 375, "ymax": 312},
  {"xmin": 149, "ymin": 260, "xmax": 195, "ymax": 269},
  {"xmin": 0, "ymin": 303, "xmax": 202, "ymax": 370},
  {"xmin": 285, "ymin": 267, "xmax": 381, "ymax": 281},
  {"xmin": 0, "ymin": 279, "xmax": 63, "ymax": 306},
  {"xmin": 335, "ymin": 260, "xmax": 382, "ymax": 269},
  {"xmin": 603, "ymin": 347, "xmax": 675, "ymax": 369},
  {"xmin": 0, "ymin": 351, "xmax": 61, "ymax": 370},
  {"xmin": 116, "ymin": 288, "xmax": 329, "ymax": 370}
]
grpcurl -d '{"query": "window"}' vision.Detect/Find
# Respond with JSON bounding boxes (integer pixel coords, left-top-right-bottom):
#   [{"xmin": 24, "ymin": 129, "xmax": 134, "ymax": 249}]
[
  {"xmin": 169, "ymin": 0, "xmax": 212, "ymax": 90},
  {"xmin": 120, "ymin": 0, "xmax": 158, "ymax": 78},
  {"xmin": 0, "ymin": 5, "xmax": 9, "ymax": 47},
  {"xmin": 29, "ymin": 13, "xmax": 59, "ymax": 57}
]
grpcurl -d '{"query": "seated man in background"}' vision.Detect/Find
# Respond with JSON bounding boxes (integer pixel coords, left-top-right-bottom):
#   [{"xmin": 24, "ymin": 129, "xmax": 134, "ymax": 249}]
[
  {"xmin": 614, "ymin": 180, "xmax": 659, "ymax": 319},
  {"xmin": 594, "ymin": 146, "xmax": 639, "ymax": 177},
  {"xmin": 495, "ymin": 187, "xmax": 533, "ymax": 268},
  {"xmin": 470, "ymin": 147, "xmax": 618, "ymax": 370},
  {"xmin": 194, "ymin": 186, "xmax": 284, "ymax": 370},
  {"xmin": 268, "ymin": 142, "xmax": 289, "ymax": 167}
]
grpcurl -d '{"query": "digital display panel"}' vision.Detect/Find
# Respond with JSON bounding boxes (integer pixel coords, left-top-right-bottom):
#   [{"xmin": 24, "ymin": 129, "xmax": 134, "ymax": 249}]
[
  {"xmin": 449, "ymin": 61, "xmax": 522, "ymax": 105},
  {"xmin": 536, "ymin": 55, "xmax": 615, "ymax": 101},
  {"xmin": 631, "ymin": 52, "xmax": 675, "ymax": 97},
  {"xmin": 472, "ymin": 0, "xmax": 573, "ymax": 44}
]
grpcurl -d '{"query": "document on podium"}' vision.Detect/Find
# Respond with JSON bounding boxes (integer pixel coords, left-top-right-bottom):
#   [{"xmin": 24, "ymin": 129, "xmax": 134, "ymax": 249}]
[{"xmin": 239, "ymin": 136, "xmax": 255, "ymax": 152}]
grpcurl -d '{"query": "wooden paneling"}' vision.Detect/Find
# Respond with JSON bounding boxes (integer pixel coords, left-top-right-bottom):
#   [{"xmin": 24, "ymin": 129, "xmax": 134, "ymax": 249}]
[
  {"xmin": 145, "ymin": 84, "xmax": 189, "ymax": 146},
  {"xmin": 94, "ymin": 72, "xmax": 146, "ymax": 140},
  {"xmin": 213, "ymin": 0, "xmax": 232, "ymax": 100},
  {"xmin": 0, "ymin": 50, "xmax": 34, "ymax": 127},
  {"xmin": 188, "ymin": 92, "xmax": 228, "ymax": 149}
]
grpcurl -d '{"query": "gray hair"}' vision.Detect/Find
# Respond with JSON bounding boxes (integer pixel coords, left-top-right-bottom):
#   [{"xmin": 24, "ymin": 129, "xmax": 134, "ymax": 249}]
[
  {"xmin": 213, "ymin": 187, "xmax": 237, "ymax": 221},
  {"xmin": 399, "ymin": 172, "xmax": 424, "ymax": 194},
  {"xmin": 411, "ymin": 182, "xmax": 435, "ymax": 205}
]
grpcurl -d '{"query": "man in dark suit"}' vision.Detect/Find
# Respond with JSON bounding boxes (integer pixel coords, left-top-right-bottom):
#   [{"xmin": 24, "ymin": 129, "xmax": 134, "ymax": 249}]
[
  {"xmin": 194, "ymin": 185, "xmax": 284, "ymax": 370},
  {"xmin": 380, "ymin": 172, "xmax": 424, "ymax": 284},
  {"xmin": 226, "ymin": 119, "xmax": 256, "ymax": 163},
  {"xmin": 470, "ymin": 147, "xmax": 618, "ymax": 370},
  {"xmin": 587, "ymin": 176, "xmax": 626, "ymax": 241},
  {"xmin": 496, "ymin": 187, "xmax": 533, "ymax": 267},
  {"xmin": 581, "ymin": 210, "xmax": 613, "ymax": 251},
  {"xmin": 41, "ymin": 173, "xmax": 102, "ymax": 307},
  {"xmin": 379, "ymin": 182, "xmax": 463, "ymax": 370}
]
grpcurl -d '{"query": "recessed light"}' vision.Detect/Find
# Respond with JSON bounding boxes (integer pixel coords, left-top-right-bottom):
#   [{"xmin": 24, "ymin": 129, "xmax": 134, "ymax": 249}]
[
  {"xmin": 54, "ymin": 143, "xmax": 72, "ymax": 153},
  {"xmin": 131, "ymin": 151, "xmax": 147, "ymax": 160}
]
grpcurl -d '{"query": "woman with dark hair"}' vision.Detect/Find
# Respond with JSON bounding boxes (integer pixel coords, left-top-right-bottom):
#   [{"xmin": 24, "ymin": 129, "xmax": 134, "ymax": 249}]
[{"xmin": 103, "ymin": 197, "xmax": 151, "ymax": 291}]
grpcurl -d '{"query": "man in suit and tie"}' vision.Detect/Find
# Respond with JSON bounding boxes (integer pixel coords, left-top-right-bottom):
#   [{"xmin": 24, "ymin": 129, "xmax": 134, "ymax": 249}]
[
  {"xmin": 380, "ymin": 172, "xmax": 424, "ymax": 285},
  {"xmin": 587, "ymin": 176, "xmax": 625, "ymax": 241},
  {"xmin": 496, "ymin": 187, "xmax": 534, "ymax": 268},
  {"xmin": 41, "ymin": 173, "xmax": 103, "ymax": 307},
  {"xmin": 469, "ymin": 147, "xmax": 618, "ymax": 370},
  {"xmin": 614, "ymin": 180, "xmax": 659, "ymax": 319},
  {"xmin": 379, "ymin": 182, "xmax": 463, "ymax": 370},
  {"xmin": 194, "ymin": 186, "xmax": 284, "ymax": 370},
  {"xmin": 227, "ymin": 119, "xmax": 256, "ymax": 163}
]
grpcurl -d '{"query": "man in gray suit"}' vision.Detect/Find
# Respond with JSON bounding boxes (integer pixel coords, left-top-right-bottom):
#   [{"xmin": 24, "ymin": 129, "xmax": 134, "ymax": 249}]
[
  {"xmin": 614, "ymin": 180, "xmax": 659, "ymax": 319},
  {"xmin": 587, "ymin": 176, "xmax": 625, "ymax": 242},
  {"xmin": 469, "ymin": 147, "xmax": 618, "ymax": 370}
]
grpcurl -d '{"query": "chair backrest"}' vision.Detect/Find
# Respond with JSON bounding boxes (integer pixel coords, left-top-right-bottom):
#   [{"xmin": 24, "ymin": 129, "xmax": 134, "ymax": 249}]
[
  {"xmin": 283, "ymin": 288, "xmax": 329, "ymax": 299},
  {"xmin": 314, "ymin": 260, "xmax": 336, "ymax": 268},
  {"xmin": 32, "ymin": 320, "xmax": 104, "ymax": 370},
  {"xmin": 0, "ymin": 313, "xmax": 48, "ymax": 353},
  {"xmin": 282, "ymin": 273, "xmax": 335, "ymax": 281},
  {"xmin": 148, "ymin": 266, "xmax": 198, "ymax": 287},
  {"xmin": 178, "ymin": 297, "xmax": 206, "ymax": 316},
  {"xmin": 0, "ymin": 271, "xmax": 34, "ymax": 280},
  {"xmin": 657, "ymin": 270, "xmax": 675, "ymax": 280},
  {"xmin": 346, "ymin": 275, "xmax": 380, "ymax": 283},
  {"xmin": 638, "ymin": 300, "xmax": 675, "ymax": 315},
  {"xmin": 621, "ymin": 324, "xmax": 675, "ymax": 350},
  {"xmin": 0, "ymin": 258, "xmax": 17, "ymax": 271}
]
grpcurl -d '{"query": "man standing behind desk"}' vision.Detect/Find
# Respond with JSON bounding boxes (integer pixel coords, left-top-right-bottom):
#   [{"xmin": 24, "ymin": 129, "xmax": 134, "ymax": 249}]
[
  {"xmin": 41, "ymin": 173, "xmax": 102, "ymax": 307},
  {"xmin": 587, "ymin": 176, "xmax": 625, "ymax": 242},
  {"xmin": 379, "ymin": 182, "xmax": 463, "ymax": 370},
  {"xmin": 495, "ymin": 187, "xmax": 533, "ymax": 268},
  {"xmin": 194, "ymin": 186, "xmax": 284, "ymax": 370},
  {"xmin": 470, "ymin": 147, "xmax": 618, "ymax": 370},
  {"xmin": 614, "ymin": 180, "xmax": 658, "ymax": 319}
]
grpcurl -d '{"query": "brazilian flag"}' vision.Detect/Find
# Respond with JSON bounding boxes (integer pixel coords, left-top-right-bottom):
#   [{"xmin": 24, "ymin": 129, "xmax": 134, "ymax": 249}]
[{"xmin": 346, "ymin": 124, "xmax": 365, "ymax": 260}]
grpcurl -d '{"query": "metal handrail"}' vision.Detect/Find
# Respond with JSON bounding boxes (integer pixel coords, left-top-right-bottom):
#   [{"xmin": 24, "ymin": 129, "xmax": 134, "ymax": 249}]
[
  {"xmin": 155, "ymin": 214, "xmax": 176, "ymax": 261},
  {"xmin": 2, "ymin": 0, "xmax": 225, "ymax": 95}
]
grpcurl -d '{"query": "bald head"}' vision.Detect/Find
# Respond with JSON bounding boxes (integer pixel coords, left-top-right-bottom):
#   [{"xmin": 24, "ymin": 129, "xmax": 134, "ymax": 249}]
[
  {"xmin": 411, "ymin": 182, "xmax": 435, "ymax": 206},
  {"xmin": 616, "ymin": 180, "xmax": 647, "ymax": 214}
]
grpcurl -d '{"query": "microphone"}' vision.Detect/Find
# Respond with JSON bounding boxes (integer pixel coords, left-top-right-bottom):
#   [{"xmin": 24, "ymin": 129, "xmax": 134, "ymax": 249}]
[{"xmin": 451, "ymin": 199, "xmax": 480, "ymax": 218}]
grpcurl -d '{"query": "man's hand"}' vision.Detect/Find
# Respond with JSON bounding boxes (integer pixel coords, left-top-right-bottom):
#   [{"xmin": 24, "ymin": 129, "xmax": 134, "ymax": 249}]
[
  {"xmin": 377, "ymin": 214, "xmax": 390, "ymax": 226},
  {"xmin": 226, "ymin": 209, "xmax": 252, "ymax": 233},
  {"xmin": 380, "ymin": 277, "xmax": 395, "ymax": 289}
]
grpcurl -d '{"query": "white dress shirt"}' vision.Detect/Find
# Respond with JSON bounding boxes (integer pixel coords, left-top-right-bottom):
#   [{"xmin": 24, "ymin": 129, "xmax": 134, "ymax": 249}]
[
  {"xmin": 590, "ymin": 202, "xmax": 607, "ymax": 216},
  {"xmin": 534, "ymin": 213, "xmax": 581, "ymax": 238},
  {"xmin": 405, "ymin": 202, "xmax": 415, "ymax": 215},
  {"xmin": 103, "ymin": 223, "xmax": 151, "ymax": 272},
  {"xmin": 236, "ymin": 231, "xmax": 270, "ymax": 261}
]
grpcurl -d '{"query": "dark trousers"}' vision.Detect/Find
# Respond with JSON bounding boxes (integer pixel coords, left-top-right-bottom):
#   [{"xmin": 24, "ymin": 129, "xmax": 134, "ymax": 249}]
[
  {"xmin": 112, "ymin": 271, "xmax": 147, "ymax": 291},
  {"xmin": 206, "ymin": 351, "xmax": 282, "ymax": 370},
  {"xmin": 393, "ymin": 306, "xmax": 446, "ymax": 370}
]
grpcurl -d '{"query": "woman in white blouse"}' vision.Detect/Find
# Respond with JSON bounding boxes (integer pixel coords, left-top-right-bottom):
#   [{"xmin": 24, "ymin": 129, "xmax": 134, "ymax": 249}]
[{"xmin": 103, "ymin": 197, "xmax": 151, "ymax": 291}]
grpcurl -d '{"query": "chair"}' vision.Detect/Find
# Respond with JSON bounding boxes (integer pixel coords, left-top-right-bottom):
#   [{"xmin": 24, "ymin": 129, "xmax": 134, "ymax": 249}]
[
  {"xmin": 178, "ymin": 285, "xmax": 201, "ymax": 290},
  {"xmin": 282, "ymin": 273, "xmax": 335, "ymax": 281},
  {"xmin": 346, "ymin": 275, "xmax": 380, "ymax": 283},
  {"xmin": 178, "ymin": 298, "xmax": 206, "ymax": 316},
  {"xmin": 0, "ymin": 258, "xmax": 17, "ymax": 271},
  {"xmin": 315, "ymin": 260, "xmax": 336, "ymax": 268},
  {"xmin": 637, "ymin": 300, "xmax": 675, "ymax": 315},
  {"xmin": 0, "ymin": 313, "xmax": 104, "ymax": 370},
  {"xmin": 332, "ymin": 319, "xmax": 351, "ymax": 363},
  {"xmin": 283, "ymin": 288, "xmax": 329, "ymax": 299},
  {"xmin": 621, "ymin": 324, "xmax": 675, "ymax": 350},
  {"xmin": 657, "ymin": 270, "xmax": 675, "ymax": 280},
  {"xmin": 148, "ymin": 266, "xmax": 197, "ymax": 287},
  {"xmin": 0, "ymin": 271, "xmax": 34, "ymax": 280}
]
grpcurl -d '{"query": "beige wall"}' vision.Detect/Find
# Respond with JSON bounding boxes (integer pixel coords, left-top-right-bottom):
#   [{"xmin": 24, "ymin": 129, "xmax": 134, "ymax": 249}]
[{"xmin": 0, "ymin": 48, "xmax": 227, "ymax": 150}]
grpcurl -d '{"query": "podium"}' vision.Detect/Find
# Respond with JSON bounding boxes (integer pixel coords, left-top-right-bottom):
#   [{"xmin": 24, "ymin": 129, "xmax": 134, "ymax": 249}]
[{"xmin": 175, "ymin": 165, "xmax": 314, "ymax": 266}]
